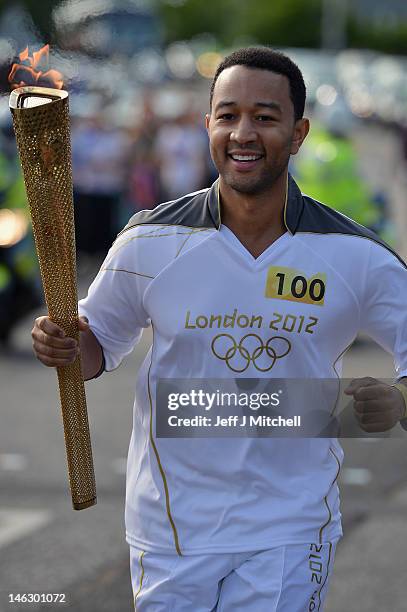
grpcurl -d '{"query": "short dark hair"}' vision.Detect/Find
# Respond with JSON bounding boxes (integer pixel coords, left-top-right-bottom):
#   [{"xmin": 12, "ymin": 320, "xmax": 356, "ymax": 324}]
[{"xmin": 210, "ymin": 46, "xmax": 306, "ymax": 121}]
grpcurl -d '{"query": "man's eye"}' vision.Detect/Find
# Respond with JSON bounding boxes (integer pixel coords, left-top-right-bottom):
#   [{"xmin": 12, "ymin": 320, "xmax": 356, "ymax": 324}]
[
  {"xmin": 256, "ymin": 115, "xmax": 274, "ymax": 121},
  {"xmin": 217, "ymin": 113, "xmax": 234, "ymax": 120}
]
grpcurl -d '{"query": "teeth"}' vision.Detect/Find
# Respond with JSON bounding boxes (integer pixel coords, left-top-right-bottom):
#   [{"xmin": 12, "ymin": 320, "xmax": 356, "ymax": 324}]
[{"xmin": 231, "ymin": 154, "xmax": 261, "ymax": 161}]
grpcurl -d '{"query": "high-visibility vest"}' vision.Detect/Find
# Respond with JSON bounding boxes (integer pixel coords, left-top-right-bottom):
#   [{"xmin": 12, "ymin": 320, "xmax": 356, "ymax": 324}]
[{"xmin": 292, "ymin": 125, "xmax": 380, "ymax": 229}]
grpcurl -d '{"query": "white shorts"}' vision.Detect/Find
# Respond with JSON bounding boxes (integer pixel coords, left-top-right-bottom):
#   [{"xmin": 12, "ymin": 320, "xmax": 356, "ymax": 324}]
[{"xmin": 130, "ymin": 540, "xmax": 338, "ymax": 611}]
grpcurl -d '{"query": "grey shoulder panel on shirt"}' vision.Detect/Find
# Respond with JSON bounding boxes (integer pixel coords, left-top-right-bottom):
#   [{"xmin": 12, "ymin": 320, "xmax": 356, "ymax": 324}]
[
  {"xmin": 297, "ymin": 194, "xmax": 406, "ymax": 269},
  {"xmin": 117, "ymin": 186, "xmax": 218, "ymax": 236}
]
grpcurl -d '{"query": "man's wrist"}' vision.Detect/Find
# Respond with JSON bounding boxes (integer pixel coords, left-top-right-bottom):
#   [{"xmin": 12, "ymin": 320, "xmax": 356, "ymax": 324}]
[
  {"xmin": 391, "ymin": 382, "xmax": 407, "ymax": 421},
  {"xmin": 84, "ymin": 347, "xmax": 105, "ymax": 381}
]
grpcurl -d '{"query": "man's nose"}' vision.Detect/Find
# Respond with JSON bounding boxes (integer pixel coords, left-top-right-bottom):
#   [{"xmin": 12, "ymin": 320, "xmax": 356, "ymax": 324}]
[{"xmin": 230, "ymin": 117, "xmax": 257, "ymax": 143}]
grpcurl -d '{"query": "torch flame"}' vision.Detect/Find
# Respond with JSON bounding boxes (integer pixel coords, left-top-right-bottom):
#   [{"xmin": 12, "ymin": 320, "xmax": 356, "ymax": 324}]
[
  {"xmin": 19, "ymin": 47, "xmax": 29, "ymax": 63},
  {"xmin": 8, "ymin": 44, "xmax": 64, "ymax": 90}
]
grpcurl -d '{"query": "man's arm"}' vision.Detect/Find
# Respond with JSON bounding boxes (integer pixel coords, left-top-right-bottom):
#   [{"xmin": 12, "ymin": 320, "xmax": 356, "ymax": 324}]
[{"xmin": 32, "ymin": 315, "xmax": 104, "ymax": 381}]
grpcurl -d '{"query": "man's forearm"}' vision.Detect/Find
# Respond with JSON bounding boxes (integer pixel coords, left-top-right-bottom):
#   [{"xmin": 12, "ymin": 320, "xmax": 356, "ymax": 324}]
[{"xmin": 79, "ymin": 328, "xmax": 104, "ymax": 381}]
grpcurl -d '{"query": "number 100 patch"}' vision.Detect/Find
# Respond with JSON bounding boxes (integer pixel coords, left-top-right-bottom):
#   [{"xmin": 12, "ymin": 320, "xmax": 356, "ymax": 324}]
[{"xmin": 265, "ymin": 266, "xmax": 326, "ymax": 306}]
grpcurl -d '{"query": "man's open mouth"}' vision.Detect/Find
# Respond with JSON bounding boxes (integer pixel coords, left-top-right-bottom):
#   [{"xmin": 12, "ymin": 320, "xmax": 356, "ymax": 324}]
[{"xmin": 229, "ymin": 154, "xmax": 263, "ymax": 162}]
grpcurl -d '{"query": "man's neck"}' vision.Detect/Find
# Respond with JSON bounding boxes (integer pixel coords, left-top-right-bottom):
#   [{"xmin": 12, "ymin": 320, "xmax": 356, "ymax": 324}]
[{"xmin": 219, "ymin": 171, "xmax": 288, "ymax": 259}]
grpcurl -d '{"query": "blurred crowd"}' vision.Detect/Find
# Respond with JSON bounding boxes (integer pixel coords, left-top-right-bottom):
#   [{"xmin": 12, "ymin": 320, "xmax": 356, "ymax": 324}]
[{"xmin": 71, "ymin": 94, "xmax": 216, "ymax": 256}]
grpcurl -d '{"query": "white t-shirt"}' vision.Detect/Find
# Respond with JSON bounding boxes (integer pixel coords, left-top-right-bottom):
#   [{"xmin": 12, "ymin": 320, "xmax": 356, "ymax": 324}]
[{"xmin": 79, "ymin": 176, "xmax": 407, "ymax": 555}]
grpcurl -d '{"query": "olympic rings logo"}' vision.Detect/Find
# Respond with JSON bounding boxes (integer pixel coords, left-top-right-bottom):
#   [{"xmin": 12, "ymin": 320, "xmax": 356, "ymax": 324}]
[{"xmin": 211, "ymin": 333, "xmax": 291, "ymax": 373}]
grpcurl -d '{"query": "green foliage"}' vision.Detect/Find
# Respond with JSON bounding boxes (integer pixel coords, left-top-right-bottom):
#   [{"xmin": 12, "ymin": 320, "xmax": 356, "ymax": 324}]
[
  {"xmin": 158, "ymin": 0, "xmax": 407, "ymax": 55},
  {"xmin": 226, "ymin": 0, "xmax": 322, "ymax": 48},
  {"xmin": 157, "ymin": 0, "xmax": 322, "ymax": 47},
  {"xmin": 158, "ymin": 0, "xmax": 230, "ymax": 44},
  {"xmin": 348, "ymin": 17, "xmax": 407, "ymax": 55}
]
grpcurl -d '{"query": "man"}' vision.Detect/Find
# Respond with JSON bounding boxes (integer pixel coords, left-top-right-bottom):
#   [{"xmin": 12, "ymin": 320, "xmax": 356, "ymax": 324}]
[{"xmin": 32, "ymin": 47, "xmax": 407, "ymax": 611}]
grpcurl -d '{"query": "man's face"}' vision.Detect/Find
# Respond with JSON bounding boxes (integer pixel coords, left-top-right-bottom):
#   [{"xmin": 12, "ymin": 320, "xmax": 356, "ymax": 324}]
[{"xmin": 206, "ymin": 65, "xmax": 308, "ymax": 195}]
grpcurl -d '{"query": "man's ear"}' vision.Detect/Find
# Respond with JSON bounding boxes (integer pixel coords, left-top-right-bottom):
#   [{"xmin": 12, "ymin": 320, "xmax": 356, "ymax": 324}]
[
  {"xmin": 290, "ymin": 118, "xmax": 310, "ymax": 155},
  {"xmin": 205, "ymin": 113, "xmax": 210, "ymax": 131}
]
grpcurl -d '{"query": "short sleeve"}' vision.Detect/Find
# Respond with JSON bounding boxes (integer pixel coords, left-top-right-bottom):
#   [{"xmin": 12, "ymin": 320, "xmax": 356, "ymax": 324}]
[
  {"xmin": 78, "ymin": 235, "xmax": 151, "ymax": 371},
  {"xmin": 360, "ymin": 242, "xmax": 407, "ymax": 378}
]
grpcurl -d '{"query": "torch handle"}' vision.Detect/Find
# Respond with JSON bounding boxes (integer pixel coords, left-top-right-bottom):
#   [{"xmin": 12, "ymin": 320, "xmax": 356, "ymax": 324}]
[{"xmin": 56, "ymin": 356, "xmax": 96, "ymax": 510}]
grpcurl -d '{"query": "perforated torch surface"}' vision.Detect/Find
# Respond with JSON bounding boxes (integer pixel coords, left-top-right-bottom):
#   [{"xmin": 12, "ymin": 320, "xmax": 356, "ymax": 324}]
[{"xmin": 11, "ymin": 94, "xmax": 96, "ymax": 509}]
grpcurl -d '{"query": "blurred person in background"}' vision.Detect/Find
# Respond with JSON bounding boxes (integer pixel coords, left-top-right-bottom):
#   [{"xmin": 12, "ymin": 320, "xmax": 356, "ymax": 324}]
[
  {"xmin": 154, "ymin": 107, "xmax": 210, "ymax": 200},
  {"xmin": 71, "ymin": 113, "xmax": 131, "ymax": 258},
  {"xmin": 31, "ymin": 47, "xmax": 407, "ymax": 610},
  {"xmin": 122, "ymin": 96, "xmax": 161, "ymax": 219},
  {"xmin": 291, "ymin": 122, "xmax": 388, "ymax": 236},
  {"xmin": 0, "ymin": 118, "xmax": 40, "ymax": 348},
  {"xmin": 125, "ymin": 143, "xmax": 160, "ymax": 214}
]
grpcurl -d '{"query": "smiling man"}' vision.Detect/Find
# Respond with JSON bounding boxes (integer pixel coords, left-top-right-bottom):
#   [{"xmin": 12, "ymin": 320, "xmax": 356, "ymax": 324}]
[
  {"xmin": 206, "ymin": 55, "xmax": 309, "ymax": 258},
  {"xmin": 31, "ymin": 47, "xmax": 407, "ymax": 611}
]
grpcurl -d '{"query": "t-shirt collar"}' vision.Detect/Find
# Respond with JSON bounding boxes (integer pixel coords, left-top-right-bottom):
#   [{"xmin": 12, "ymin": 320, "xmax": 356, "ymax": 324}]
[{"xmin": 206, "ymin": 173, "xmax": 304, "ymax": 235}]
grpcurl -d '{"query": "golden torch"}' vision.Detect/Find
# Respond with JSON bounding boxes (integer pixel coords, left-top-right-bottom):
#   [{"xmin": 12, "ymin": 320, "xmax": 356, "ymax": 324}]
[{"xmin": 8, "ymin": 46, "xmax": 96, "ymax": 510}]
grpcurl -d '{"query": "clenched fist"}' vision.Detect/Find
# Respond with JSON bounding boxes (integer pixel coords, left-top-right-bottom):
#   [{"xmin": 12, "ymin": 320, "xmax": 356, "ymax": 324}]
[{"xmin": 344, "ymin": 377, "xmax": 406, "ymax": 433}]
